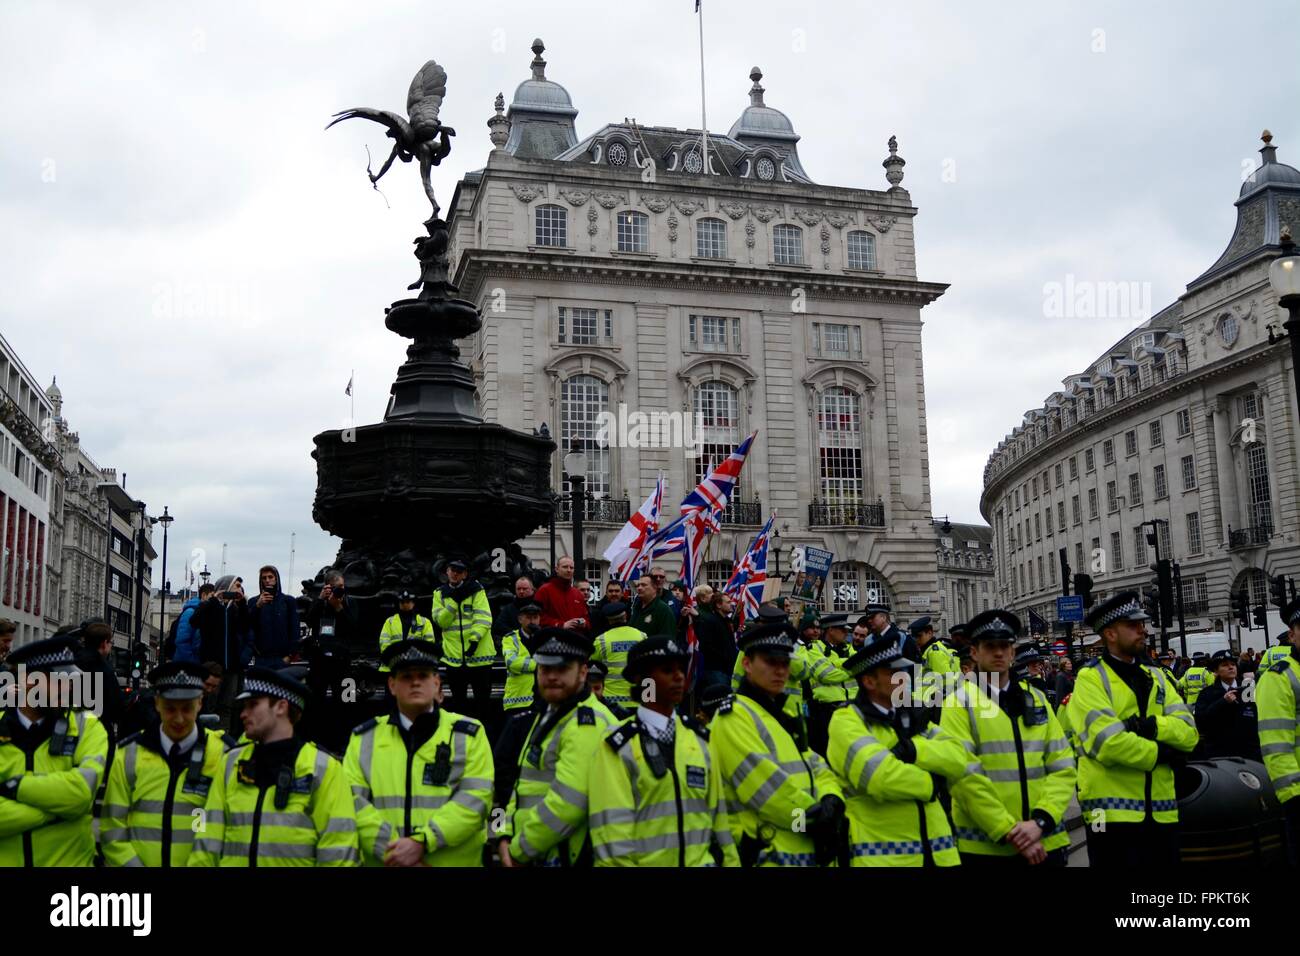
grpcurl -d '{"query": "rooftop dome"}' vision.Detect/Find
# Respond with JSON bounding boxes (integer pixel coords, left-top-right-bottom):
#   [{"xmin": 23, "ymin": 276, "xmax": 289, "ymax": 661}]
[
  {"xmin": 727, "ymin": 67, "xmax": 798, "ymax": 142},
  {"xmin": 1239, "ymin": 130, "xmax": 1300, "ymax": 197},
  {"xmin": 508, "ymin": 38, "xmax": 577, "ymax": 117}
]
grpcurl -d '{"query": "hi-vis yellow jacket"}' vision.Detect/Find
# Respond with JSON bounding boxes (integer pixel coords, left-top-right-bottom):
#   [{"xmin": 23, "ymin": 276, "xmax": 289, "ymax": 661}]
[
  {"xmin": 1255, "ymin": 653, "xmax": 1300, "ymax": 805},
  {"xmin": 1067, "ymin": 655, "xmax": 1197, "ymax": 825}
]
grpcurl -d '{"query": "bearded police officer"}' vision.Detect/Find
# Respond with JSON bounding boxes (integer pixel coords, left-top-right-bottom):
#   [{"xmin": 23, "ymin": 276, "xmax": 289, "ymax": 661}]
[
  {"xmin": 828, "ymin": 630, "xmax": 968, "ymax": 867},
  {"xmin": 941, "ymin": 610, "xmax": 1076, "ymax": 866},
  {"xmin": 1067, "ymin": 592, "xmax": 1197, "ymax": 867},
  {"xmin": 346, "ymin": 639, "xmax": 493, "ymax": 867},
  {"xmin": 188, "ymin": 667, "xmax": 358, "ymax": 866},
  {"xmin": 711, "ymin": 621, "xmax": 844, "ymax": 867},
  {"xmin": 0, "ymin": 635, "xmax": 109, "ymax": 867},
  {"xmin": 588, "ymin": 635, "xmax": 738, "ymax": 866},
  {"xmin": 1256, "ymin": 595, "xmax": 1300, "ymax": 863},
  {"xmin": 378, "ymin": 591, "xmax": 434, "ymax": 672},
  {"xmin": 498, "ymin": 628, "xmax": 618, "ymax": 867},
  {"xmin": 101, "ymin": 662, "xmax": 234, "ymax": 867}
]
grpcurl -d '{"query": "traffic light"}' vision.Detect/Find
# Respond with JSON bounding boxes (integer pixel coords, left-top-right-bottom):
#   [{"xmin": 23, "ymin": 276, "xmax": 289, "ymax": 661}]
[
  {"xmin": 1151, "ymin": 559, "xmax": 1173, "ymax": 624},
  {"xmin": 1141, "ymin": 586, "xmax": 1162, "ymax": 628},
  {"xmin": 1232, "ymin": 590, "xmax": 1250, "ymax": 627},
  {"xmin": 1073, "ymin": 573, "xmax": 1095, "ymax": 609},
  {"xmin": 1270, "ymin": 574, "xmax": 1289, "ymax": 609},
  {"xmin": 1252, "ymin": 605, "xmax": 1267, "ymax": 628},
  {"xmin": 130, "ymin": 643, "xmax": 146, "ymax": 680}
]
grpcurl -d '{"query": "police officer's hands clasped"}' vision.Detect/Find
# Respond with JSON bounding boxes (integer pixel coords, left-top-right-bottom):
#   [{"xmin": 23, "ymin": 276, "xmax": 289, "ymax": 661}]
[
  {"xmin": 1123, "ymin": 715, "xmax": 1157, "ymax": 739},
  {"xmin": 891, "ymin": 736, "xmax": 917, "ymax": 764},
  {"xmin": 805, "ymin": 795, "xmax": 846, "ymax": 867}
]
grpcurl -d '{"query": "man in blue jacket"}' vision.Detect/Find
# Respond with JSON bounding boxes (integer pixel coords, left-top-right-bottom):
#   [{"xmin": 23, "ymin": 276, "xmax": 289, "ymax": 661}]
[
  {"xmin": 248, "ymin": 565, "xmax": 301, "ymax": 669},
  {"xmin": 173, "ymin": 583, "xmax": 215, "ymax": 663}
]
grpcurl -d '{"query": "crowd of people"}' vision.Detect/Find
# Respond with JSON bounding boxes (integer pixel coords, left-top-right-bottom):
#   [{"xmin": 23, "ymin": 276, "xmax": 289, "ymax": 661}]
[{"xmin": 2, "ymin": 553, "xmax": 1298, "ymax": 869}]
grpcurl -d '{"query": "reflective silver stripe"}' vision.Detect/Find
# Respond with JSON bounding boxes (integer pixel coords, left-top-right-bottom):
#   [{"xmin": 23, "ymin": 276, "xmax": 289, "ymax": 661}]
[
  {"xmin": 842, "ymin": 735, "xmax": 873, "ymax": 779},
  {"xmin": 963, "ymin": 762, "xmax": 982, "ymax": 776},
  {"xmin": 373, "ymin": 794, "xmax": 448, "ymax": 810},
  {"xmin": 224, "ymin": 841, "xmax": 316, "ymax": 859},
  {"xmin": 124, "ymin": 743, "xmax": 138, "ymax": 792},
  {"xmin": 1260, "ymin": 742, "xmax": 1294, "ymax": 757},
  {"xmin": 619, "ymin": 746, "xmax": 641, "ymax": 808},
  {"xmin": 1258, "ymin": 718, "xmax": 1296, "ymax": 732},
  {"xmin": 445, "ymin": 732, "xmax": 467, "ymax": 791},
  {"xmin": 358, "ymin": 727, "xmax": 375, "ymax": 785},
  {"xmin": 100, "ymin": 827, "xmax": 129, "ymax": 841},
  {"xmin": 536, "ymin": 800, "xmax": 578, "ymax": 840},
  {"xmin": 84, "ymin": 753, "xmax": 106, "ymax": 766},
  {"xmin": 228, "ymin": 811, "xmax": 314, "ymax": 829},
  {"xmin": 312, "ymin": 749, "xmax": 329, "ymax": 793},
  {"xmin": 1097, "ymin": 662, "xmax": 1113, "ymax": 698},
  {"xmin": 451, "ymin": 790, "xmax": 488, "ymax": 814},
  {"xmin": 192, "ymin": 838, "xmax": 221, "ymax": 855},
  {"xmin": 1164, "ymin": 702, "xmax": 1192, "ymax": 715},
  {"xmin": 551, "ymin": 779, "xmax": 587, "ymax": 811},
  {"xmin": 1046, "ymin": 737, "xmax": 1071, "ymax": 753},
  {"xmin": 590, "ymin": 807, "xmax": 637, "ymax": 828},
  {"xmin": 102, "ymin": 805, "xmax": 130, "ymax": 821},
  {"xmin": 129, "ymin": 826, "xmax": 194, "ymax": 844},
  {"xmin": 636, "ymin": 798, "xmax": 711, "ymax": 821},
  {"xmin": 593, "ymin": 838, "xmax": 639, "ymax": 860},
  {"xmin": 1273, "ymin": 772, "xmax": 1300, "ymax": 791},
  {"xmin": 729, "ymin": 751, "xmax": 765, "ymax": 790},
  {"xmin": 132, "ymin": 799, "xmax": 170, "ymax": 814},
  {"xmin": 1045, "ymin": 758, "xmax": 1075, "ymax": 773},
  {"xmin": 857, "ymin": 747, "xmax": 889, "ymax": 793},
  {"xmin": 123, "ymin": 857, "xmax": 145, "ymax": 867},
  {"xmin": 979, "ymin": 739, "xmax": 1045, "ymax": 754},
  {"xmin": 79, "ymin": 767, "xmax": 98, "ymax": 791},
  {"xmin": 323, "ymin": 817, "xmax": 356, "ymax": 834},
  {"xmin": 317, "ymin": 845, "xmax": 359, "ymax": 864},
  {"xmin": 747, "ymin": 766, "xmax": 792, "ymax": 809},
  {"xmin": 986, "ymin": 767, "xmax": 1044, "ymax": 783},
  {"xmin": 517, "ymin": 793, "xmax": 545, "ymax": 810},
  {"xmin": 459, "ymin": 777, "xmax": 492, "ymax": 792},
  {"xmin": 1083, "ymin": 708, "xmax": 1117, "ymax": 729},
  {"xmin": 739, "ymin": 699, "xmax": 780, "ymax": 756},
  {"xmin": 374, "ymin": 821, "xmax": 393, "ymax": 859},
  {"xmin": 206, "ymin": 809, "xmax": 225, "ymax": 826},
  {"xmin": 1087, "ymin": 721, "xmax": 1123, "ymax": 757},
  {"xmin": 517, "ymin": 829, "xmax": 540, "ymax": 860},
  {"xmin": 519, "ymin": 766, "xmax": 555, "ymax": 784}
]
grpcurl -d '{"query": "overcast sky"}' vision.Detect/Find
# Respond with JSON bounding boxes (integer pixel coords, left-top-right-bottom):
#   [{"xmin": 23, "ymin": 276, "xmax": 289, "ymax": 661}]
[{"xmin": 2, "ymin": 0, "xmax": 1297, "ymax": 592}]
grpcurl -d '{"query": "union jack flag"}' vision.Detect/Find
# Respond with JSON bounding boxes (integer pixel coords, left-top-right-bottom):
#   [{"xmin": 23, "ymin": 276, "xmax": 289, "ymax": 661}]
[
  {"xmin": 723, "ymin": 512, "xmax": 775, "ymax": 627},
  {"xmin": 680, "ymin": 431, "xmax": 756, "ymax": 524},
  {"xmin": 602, "ymin": 475, "xmax": 665, "ymax": 582}
]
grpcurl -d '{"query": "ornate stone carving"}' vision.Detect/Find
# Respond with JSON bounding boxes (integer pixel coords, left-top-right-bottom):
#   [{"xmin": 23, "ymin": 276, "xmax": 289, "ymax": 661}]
[
  {"xmin": 592, "ymin": 191, "xmax": 626, "ymax": 209},
  {"xmin": 558, "ymin": 188, "xmax": 590, "ymax": 206},
  {"xmin": 719, "ymin": 200, "xmax": 749, "ymax": 220},
  {"xmin": 820, "ymin": 223, "xmax": 831, "ymax": 255},
  {"xmin": 794, "ymin": 208, "xmax": 823, "ymax": 227},
  {"xmin": 587, "ymin": 205, "xmax": 598, "ymax": 249},
  {"xmin": 824, "ymin": 211, "xmax": 855, "ymax": 229},
  {"xmin": 672, "ymin": 198, "xmax": 706, "ymax": 216},
  {"xmin": 751, "ymin": 205, "xmax": 780, "ymax": 223},
  {"xmin": 640, "ymin": 195, "xmax": 671, "ymax": 213},
  {"xmin": 745, "ymin": 219, "xmax": 756, "ymax": 247},
  {"xmin": 509, "ymin": 183, "xmax": 545, "ymax": 203},
  {"xmin": 668, "ymin": 211, "xmax": 679, "ymax": 246},
  {"xmin": 868, "ymin": 215, "xmax": 897, "ymax": 233}
]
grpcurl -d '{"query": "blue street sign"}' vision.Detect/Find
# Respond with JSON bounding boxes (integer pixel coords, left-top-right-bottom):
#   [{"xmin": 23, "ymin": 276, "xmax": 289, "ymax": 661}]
[{"xmin": 1057, "ymin": 595, "xmax": 1084, "ymax": 623}]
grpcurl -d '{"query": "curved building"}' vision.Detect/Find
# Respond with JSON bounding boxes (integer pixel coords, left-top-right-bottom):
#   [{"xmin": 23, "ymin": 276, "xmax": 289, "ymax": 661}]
[{"xmin": 980, "ymin": 133, "xmax": 1300, "ymax": 646}]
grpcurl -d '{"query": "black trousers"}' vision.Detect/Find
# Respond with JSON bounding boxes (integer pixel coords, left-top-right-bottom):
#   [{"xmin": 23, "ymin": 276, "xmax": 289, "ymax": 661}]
[
  {"xmin": 445, "ymin": 666, "xmax": 494, "ymax": 723},
  {"xmin": 1283, "ymin": 797, "xmax": 1300, "ymax": 866},
  {"xmin": 960, "ymin": 847, "xmax": 1069, "ymax": 867},
  {"xmin": 1085, "ymin": 820, "xmax": 1181, "ymax": 867},
  {"xmin": 808, "ymin": 702, "xmax": 835, "ymax": 757}
]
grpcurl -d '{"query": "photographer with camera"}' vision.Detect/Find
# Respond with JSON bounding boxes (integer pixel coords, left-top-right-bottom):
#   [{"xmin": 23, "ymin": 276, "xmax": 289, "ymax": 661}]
[
  {"xmin": 248, "ymin": 565, "xmax": 301, "ymax": 669},
  {"xmin": 193, "ymin": 574, "xmax": 251, "ymax": 732},
  {"xmin": 304, "ymin": 570, "xmax": 361, "ymax": 748}
]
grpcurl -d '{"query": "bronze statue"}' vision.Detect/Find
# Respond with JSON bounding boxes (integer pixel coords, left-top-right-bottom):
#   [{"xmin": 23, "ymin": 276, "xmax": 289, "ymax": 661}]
[{"xmin": 327, "ymin": 59, "xmax": 455, "ymax": 215}]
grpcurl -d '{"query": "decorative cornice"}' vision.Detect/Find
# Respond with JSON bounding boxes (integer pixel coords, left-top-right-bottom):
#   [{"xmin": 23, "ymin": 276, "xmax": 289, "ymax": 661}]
[
  {"xmin": 557, "ymin": 188, "xmax": 590, "ymax": 206},
  {"xmin": 508, "ymin": 183, "xmax": 547, "ymax": 203},
  {"xmin": 591, "ymin": 190, "xmax": 627, "ymax": 209}
]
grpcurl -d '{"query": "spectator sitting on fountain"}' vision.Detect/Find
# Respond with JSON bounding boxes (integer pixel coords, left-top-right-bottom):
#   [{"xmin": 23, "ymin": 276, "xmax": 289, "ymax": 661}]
[
  {"xmin": 535, "ymin": 555, "xmax": 591, "ymax": 632},
  {"xmin": 492, "ymin": 575, "xmax": 537, "ymax": 638},
  {"xmin": 248, "ymin": 565, "xmax": 301, "ymax": 670}
]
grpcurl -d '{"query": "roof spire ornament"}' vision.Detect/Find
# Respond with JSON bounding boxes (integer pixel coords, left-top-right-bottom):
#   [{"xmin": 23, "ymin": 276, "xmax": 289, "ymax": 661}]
[
  {"xmin": 883, "ymin": 134, "xmax": 906, "ymax": 189},
  {"xmin": 530, "ymin": 38, "xmax": 547, "ymax": 81},
  {"xmin": 1261, "ymin": 129, "xmax": 1278, "ymax": 165},
  {"xmin": 487, "ymin": 91, "xmax": 510, "ymax": 150},
  {"xmin": 748, "ymin": 66, "xmax": 765, "ymax": 106}
]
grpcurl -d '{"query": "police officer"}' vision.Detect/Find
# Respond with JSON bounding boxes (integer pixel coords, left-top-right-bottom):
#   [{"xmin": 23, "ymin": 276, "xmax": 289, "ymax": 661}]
[
  {"xmin": 345, "ymin": 640, "xmax": 493, "ymax": 866},
  {"xmin": 1261, "ymin": 634, "xmax": 1293, "ymax": 670},
  {"xmin": 1194, "ymin": 648, "xmax": 1259, "ymax": 760},
  {"xmin": 501, "ymin": 601, "xmax": 542, "ymax": 714},
  {"xmin": 432, "ymin": 557, "xmax": 495, "ymax": 723},
  {"xmin": 711, "ymin": 621, "xmax": 844, "ymax": 867},
  {"xmin": 101, "ymin": 662, "xmax": 234, "ymax": 867},
  {"xmin": 587, "ymin": 660, "xmax": 630, "ymax": 719},
  {"xmin": 378, "ymin": 590, "xmax": 434, "ymax": 671},
  {"xmin": 948, "ymin": 622, "xmax": 970, "ymax": 652},
  {"xmin": 498, "ymin": 628, "xmax": 617, "ymax": 866},
  {"xmin": 730, "ymin": 605, "xmax": 838, "ymax": 736},
  {"xmin": 941, "ymin": 610, "xmax": 1076, "ymax": 866},
  {"xmin": 590, "ymin": 601, "xmax": 644, "ymax": 712},
  {"xmin": 807, "ymin": 612, "xmax": 852, "ymax": 756},
  {"xmin": 1067, "ymin": 592, "xmax": 1198, "ymax": 867},
  {"xmin": 1179, "ymin": 652, "xmax": 1212, "ymax": 706},
  {"xmin": 188, "ymin": 667, "xmax": 358, "ymax": 866},
  {"xmin": 828, "ymin": 629, "xmax": 967, "ymax": 867},
  {"xmin": 0, "ymin": 635, "xmax": 109, "ymax": 867},
  {"xmin": 695, "ymin": 681, "xmax": 732, "ymax": 727},
  {"xmin": 588, "ymin": 635, "xmax": 738, "ymax": 866},
  {"xmin": 911, "ymin": 616, "xmax": 959, "ymax": 678},
  {"xmin": 862, "ymin": 601, "xmax": 921, "ymax": 663},
  {"xmin": 1256, "ymin": 595, "xmax": 1300, "ymax": 863},
  {"xmin": 1154, "ymin": 648, "xmax": 1179, "ymax": 683},
  {"xmin": 1015, "ymin": 643, "xmax": 1053, "ymax": 704}
]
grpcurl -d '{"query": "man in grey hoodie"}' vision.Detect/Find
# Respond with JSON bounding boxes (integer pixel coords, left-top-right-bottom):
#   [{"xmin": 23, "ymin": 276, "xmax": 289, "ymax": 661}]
[{"xmin": 248, "ymin": 565, "xmax": 301, "ymax": 669}]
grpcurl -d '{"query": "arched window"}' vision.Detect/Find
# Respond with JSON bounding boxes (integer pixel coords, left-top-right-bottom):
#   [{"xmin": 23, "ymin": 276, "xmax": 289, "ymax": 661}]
[
  {"xmin": 535, "ymin": 204, "xmax": 567, "ymax": 247},
  {"xmin": 1247, "ymin": 444, "xmax": 1273, "ymax": 534},
  {"xmin": 616, "ymin": 211, "xmax": 648, "ymax": 253},
  {"xmin": 772, "ymin": 224, "xmax": 803, "ymax": 265},
  {"xmin": 693, "ymin": 381, "xmax": 744, "ymax": 499},
  {"xmin": 846, "ymin": 230, "xmax": 876, "ymax": 270},
  {"xmin": 817, "ymin": 387, "xmax": 864, "ymax": 504},
  {"xmin": 827, "ymin": 562, "xmax": 891, "ymax": 612},
  {"xmin": 696, "ymin": 218, "xmax": 727, "ymax": 259},
  {"xmin": 560, "ymin": 374, "xmax": 610, "ymax": 497}
]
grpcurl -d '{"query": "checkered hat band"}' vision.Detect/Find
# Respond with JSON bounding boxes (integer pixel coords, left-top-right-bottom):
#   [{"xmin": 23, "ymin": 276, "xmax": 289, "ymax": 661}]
[
  {"xmin": 849, "ymin": 646, "xmax": 901, "ymax": 674},
  {"xmin": 1097, "ymin": 599, "xmax": 1143, "ymax": 628},
  {"xmin": 27, "ymin": 647, "xmax": 77, "ymax": 668},
  {"xmin": 157, "ymin": 672, "xmax": 205, "ymax": 690},
  {"xmin": 536, "ymin": 638, "xmax": 586, "ymax": 658},
  {"xmin": 389, "ymin": 648, "xmax": 438, "ymax": 667},
  {"xmin": 242, "ymin": 677, "xmax": 306, "ymax": 710},
  {"xmin": 971, "ymin": 619, "xmax": 1014, "ymax": 641},
  {"xmin": 1289, "ymin": 609, "xmax": 1300, "ymax": 626},
  {"xmin": 745, "ymin": 634, "xmax": 794, "ymax": 651}
]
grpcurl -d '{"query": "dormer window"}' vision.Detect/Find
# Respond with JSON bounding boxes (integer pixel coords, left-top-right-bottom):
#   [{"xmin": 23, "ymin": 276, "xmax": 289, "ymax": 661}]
[{"xmin": 756, "ymin": 156, "xmax": 776, "ymax": 181}]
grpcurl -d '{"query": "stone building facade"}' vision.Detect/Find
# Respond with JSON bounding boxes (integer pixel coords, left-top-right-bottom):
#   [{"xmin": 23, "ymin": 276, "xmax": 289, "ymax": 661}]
[
  {"xmin": 980, "ymin": 134, "xmax": 1300, "ymax": 646},
  {"xmin": 933, "ymin": 518, "xmax": 995, "ymax": 636},
  {"xmin": 446, "ymin": 40, "xmax": 947, "ymax": 612}
]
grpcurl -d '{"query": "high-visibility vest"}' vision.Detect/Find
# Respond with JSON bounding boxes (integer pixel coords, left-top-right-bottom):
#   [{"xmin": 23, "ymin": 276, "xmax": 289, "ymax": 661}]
[
  {"xmin": 502, "ymin": 691, "xmax": 618, "ymax": 866},
  {"xmin": 344, "ymin": 709, "xmax": 493, "ymax": 866},
  {"xmin": 591, "ymin": 625, "xmax": 646, "ymax": 706},
  {"xmin": 709, "ymin": 690, "xmax": 843, "ymax": 867},
  {"xmin": 588, "ymin": 712, "xmax": 739, "ymax": 867},
  {"xmin": 0, "ymin": 708, "xmax": 108, "ymax": 867},
  {"xmin": 431, "ymin": 584, "xmax": 495, "ymax": 668},
  {"xmin": 1067, "ymin": 656, "xmax": 1197, "ymax": 825},
  {"xmin": 187, "ymin": 739, "xmax": 359, "ymax": 866},
  {"xmin": 1260, "ymin": 645, "xmax": 1293, "ymax": 670},
  {"xmin": 827, "ymin": 700, "xmax": 966, "ymax": 867},
  {"xmin": 920, "ymin": 639, "xmax": 960, "ymax": 676},
  {"xmin": 1256, "ymin": 655, "xmax": 1300, "ymax": 805},
  {"xmin": 730, "ymin": 646, "xmax": 817, "ymax": 725},
  {"xmin": 101, "ymin": 727, "xmax": 230, "ymax": 867},
  {"xmin": 809, "ymin": 642, "xmax": 853, "ymax": 704},
  {"xmin": 501, "ymin": 629, "xmax": 537, "ymax": 711},
  {"xmin": 377, "ymin": 613, "xmax": 435, "ymax": 672},
  {"xmin": 940, "ymin": 678, "xmax": 1076, "ymax": 857},
  {"xmin": 1179, "ymin": 666, "xmax": 1211, "ymax": 705}
]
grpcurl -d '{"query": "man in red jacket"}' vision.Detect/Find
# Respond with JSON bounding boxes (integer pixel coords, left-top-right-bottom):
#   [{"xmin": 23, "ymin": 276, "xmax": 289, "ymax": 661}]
[{"xmin": 535, "ymin": 555, "xmax": 591, "ymax": 632}]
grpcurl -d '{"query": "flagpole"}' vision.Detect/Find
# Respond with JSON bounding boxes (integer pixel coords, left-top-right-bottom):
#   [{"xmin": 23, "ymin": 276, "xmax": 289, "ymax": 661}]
[{"xmin": 697, "ymin": 0, "xmax": 708, "ymax": 174}]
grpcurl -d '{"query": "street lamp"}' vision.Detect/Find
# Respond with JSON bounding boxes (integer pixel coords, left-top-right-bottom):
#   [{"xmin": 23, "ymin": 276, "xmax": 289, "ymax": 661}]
[
  {"xmin": 1267, "ymin": 226, "xmax": 1300, "ymax": 424},
  {"xmin": 563, "ymin": 444, "xmax": 588, "ymax": 575},
  {"xmin": 155, "ymin": 506, "xmax": 173, "ymax": 655}
]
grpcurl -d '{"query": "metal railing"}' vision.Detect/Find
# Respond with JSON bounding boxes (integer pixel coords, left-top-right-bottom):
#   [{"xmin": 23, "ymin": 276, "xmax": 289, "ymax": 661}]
[
  {"xmin": 719, "ymin": 500, "xmax": 762, "ymax": 526},
  {"xmin": 556, "ymin": 497, "xmax": 631, "ymax": 524},
  {"xmin": 1227, "ymin": 525, "xmax": 1272, "ymax": 550},
  {"xmin": 808, "ymin": 500, "xmax": 885, "ymax": 528}
]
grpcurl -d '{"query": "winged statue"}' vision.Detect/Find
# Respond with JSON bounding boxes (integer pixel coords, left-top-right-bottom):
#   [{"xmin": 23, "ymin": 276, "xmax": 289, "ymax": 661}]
[{"xmin": 328, "ymin": 60, "xmax": 456, "ymax": 215}]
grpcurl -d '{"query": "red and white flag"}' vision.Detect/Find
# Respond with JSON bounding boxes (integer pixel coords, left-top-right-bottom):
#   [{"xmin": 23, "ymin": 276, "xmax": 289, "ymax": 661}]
[{"xmin": 602, "ymin": 475, "xmax": 665, "ymax": 582}]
